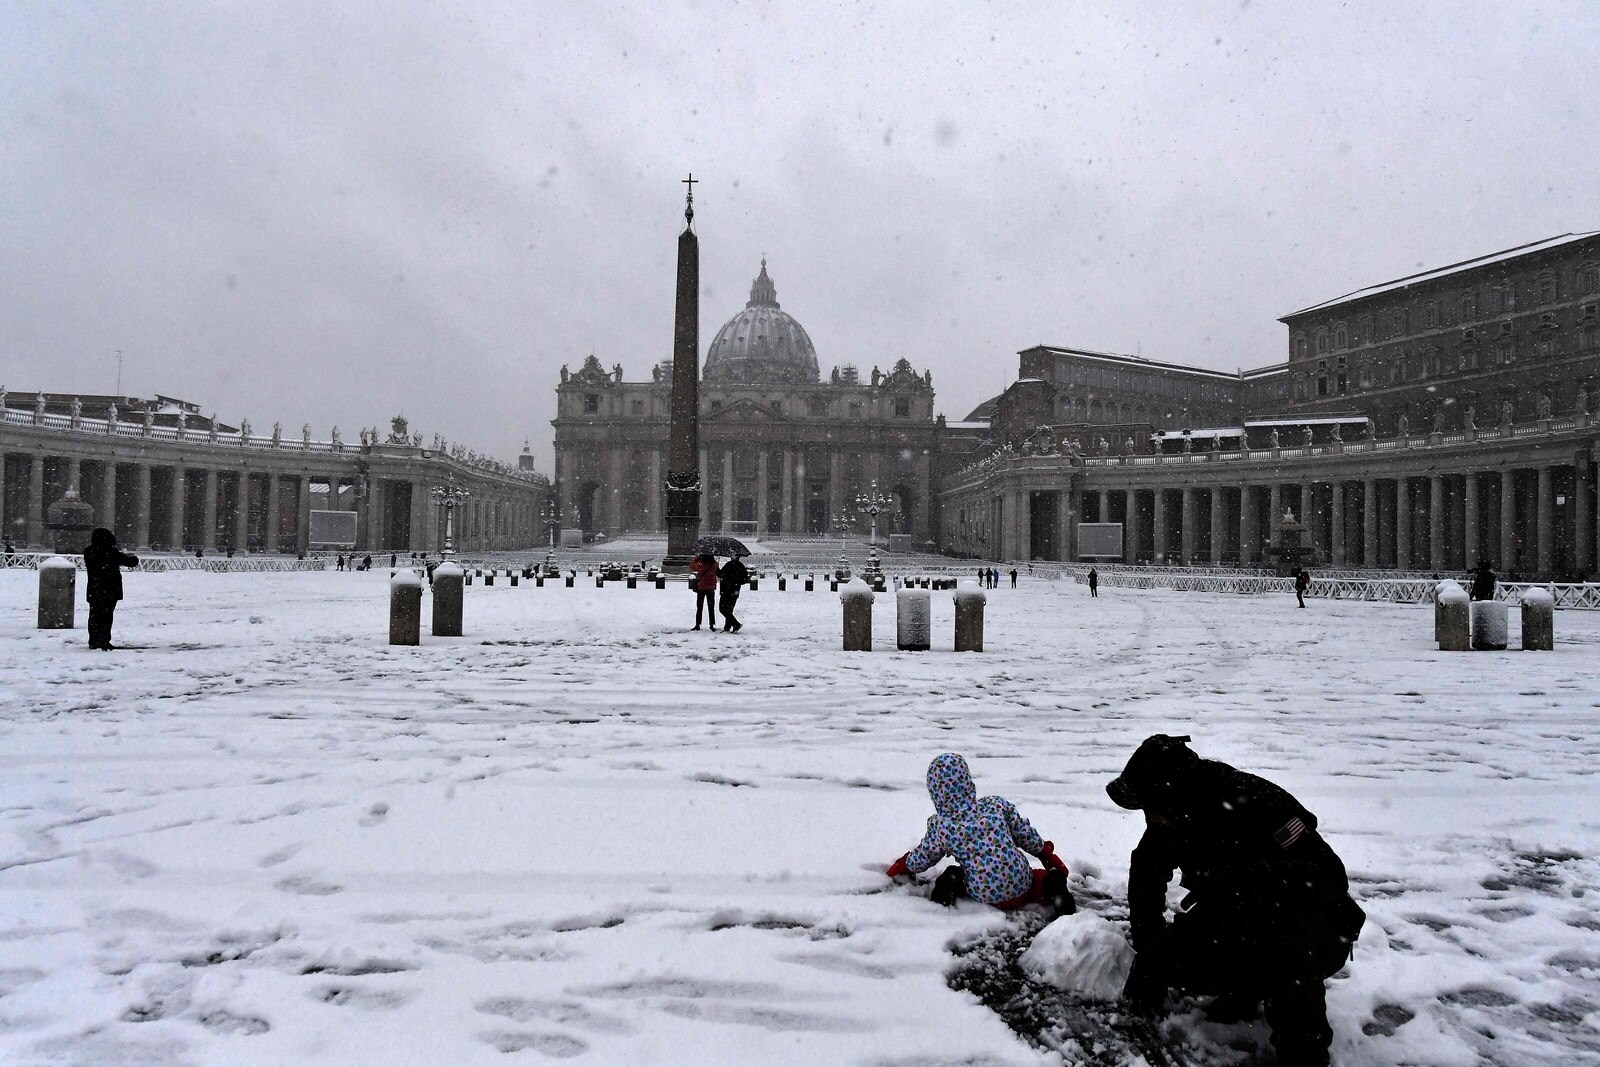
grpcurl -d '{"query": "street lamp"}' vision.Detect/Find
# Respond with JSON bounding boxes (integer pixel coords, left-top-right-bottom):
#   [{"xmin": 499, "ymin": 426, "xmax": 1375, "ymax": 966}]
[
  {"xmin": 541, "ymin": 498, "xmax": 560, "ymax": 571},
  {"xmin": 854, "ymin": 480, "xmax": 893, "ymax": 547},
  {"xmin": 831, "ymin": 510, "xmax": 853, "ymax": 542},
  {"xmin": 431, "ymin": 476, "xmax": 471, "ymax": 558}
]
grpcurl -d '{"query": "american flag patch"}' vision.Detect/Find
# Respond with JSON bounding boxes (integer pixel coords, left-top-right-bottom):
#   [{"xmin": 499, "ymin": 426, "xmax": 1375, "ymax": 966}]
[{"xmin": 1274, "ymin": 817, "xmax": 1307, "ymax": 849}]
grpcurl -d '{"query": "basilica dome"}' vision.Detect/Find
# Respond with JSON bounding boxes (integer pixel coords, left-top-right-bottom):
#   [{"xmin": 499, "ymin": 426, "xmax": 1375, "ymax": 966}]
[{"xmin": 703, "ymin": 260, "xmax": 820, "ymax": 384}]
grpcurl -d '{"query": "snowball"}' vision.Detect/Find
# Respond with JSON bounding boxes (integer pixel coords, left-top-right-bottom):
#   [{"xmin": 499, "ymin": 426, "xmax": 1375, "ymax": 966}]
[{"xmin": 1017, "ymin": 912, "xmax": 1134, "ymax": 1002}]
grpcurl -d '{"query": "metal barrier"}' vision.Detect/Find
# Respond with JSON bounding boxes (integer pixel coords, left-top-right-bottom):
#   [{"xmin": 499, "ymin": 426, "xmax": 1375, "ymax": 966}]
[{"xmin": 1073, "ymin": 568, "xmax": 1598, "ymax": 609}]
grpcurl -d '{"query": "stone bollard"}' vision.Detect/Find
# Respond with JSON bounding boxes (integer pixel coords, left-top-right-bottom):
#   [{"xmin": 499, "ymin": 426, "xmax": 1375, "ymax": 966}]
[
  {"xmin": 484, "ymin": 572, "xmax": 494, "ymax": 586},
  {"xmin": 655, "ymin": 576, "xmax": 666, "ymax": 589},
  {"xmin": 896, "ymin": 588, "xmax": 931, "ymax": 651},
  {"xmin": 37, "ymin": 556, "xmax": 77, "ymax": 629},
  {"xmin": 1434, "ymin": 580, "xmax": 1462, "ymax": 643},
  {"xmin": 804, "ymin": 578, "xmax": 814, "ymax": 591},
  {"xmin": 464, "ymin": 572, "xmax": 473, "ymax": 587},
  {"xmin": 1471, "ymin": 600, "xmax": 1508, "ymax": 651},
  {"xmin": 840, "ymin": 577, "xmax": 874, "ymax": 652},
  {"xmin": 778, "ymin": 577, "xmax": 786, "ymax": 591},
  {"xmin": 1437, "ymin": 584, "xmax": 1470, "ymax": 651},
  {"xmin": 626, "ymin": 576, "xmax": 637, "ymax": 589},
  {"xmin": 432, "ymin": 561, "xmax": 464, "ymax": 637},
  {"xmin": 510, "ymin": 573, "xmax": 518, "ymax": 587},
  {"xmin": 389, "ymin": 570, "xmax": 423, "ymax": 645},
  {"xmin": 1521, "ymin": 587, "xmax": 1555, "ymax": 650},
  {"xmin": 564, "ymin": 575, "xmax": 574, "ymax": 588},
  {"xmin": 954, "ymin": 579, "xmax": 987, "ymax": 652},
  {"xmin": 749, "ymin": 578, "xmax": 758, "ymax": 591}
]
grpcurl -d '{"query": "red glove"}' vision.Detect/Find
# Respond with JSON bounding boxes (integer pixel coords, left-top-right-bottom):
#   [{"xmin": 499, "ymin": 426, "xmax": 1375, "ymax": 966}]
[
  {"xmin": 886, "ymin": 854, "xmax": 910, "ymax": 878},
  {"xmin": 1038, "ymin": 841, "xmax": 1069, "ymax": 876}
]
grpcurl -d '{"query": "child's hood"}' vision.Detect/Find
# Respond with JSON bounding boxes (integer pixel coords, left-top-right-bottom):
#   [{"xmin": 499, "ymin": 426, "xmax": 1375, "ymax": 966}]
[{"xmin": 927, "ymin": 753, "xmax": 977, "ymax": 816}]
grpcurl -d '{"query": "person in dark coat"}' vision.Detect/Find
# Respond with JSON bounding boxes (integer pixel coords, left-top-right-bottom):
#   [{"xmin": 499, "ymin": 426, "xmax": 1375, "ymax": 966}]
[
  {"xmin": 690, "ymin": 552, "xmax": 719, "ymax": 631},
  {"xmin": 1294, "ymin": 567, "xmax": 1310, "ymax": 608},
  {"xmin": 718, "ymin": 553, "xmax": 749, "ymax": 633},
  {"xmin": 1087, "ymin": 567, "xmax": 1099, "ymax": 597},
  {"xmin": 1469, "ymin": 559, "xmax": 1497, "ymax": 602},
  {"xmin": 1107, "ymin": 735, "xmax": 1365, "ymax": 1067},
  {"xmin": 1009, "ymin": 567, "xmax": 1018, "ymax": 588},
  {"xmin": 83, "ymin": 527, "xmax": 139, "ymax": 650}
]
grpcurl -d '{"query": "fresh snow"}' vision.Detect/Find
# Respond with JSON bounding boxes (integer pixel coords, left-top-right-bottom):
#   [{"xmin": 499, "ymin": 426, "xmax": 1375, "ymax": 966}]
[{"xmin": 2, "ymin": 570, "xmax": 1599, "ymax": 1065}]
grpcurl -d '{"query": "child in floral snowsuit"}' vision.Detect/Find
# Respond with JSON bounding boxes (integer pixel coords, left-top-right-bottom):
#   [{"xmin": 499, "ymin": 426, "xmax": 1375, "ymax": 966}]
[{"xmin": 887, "ymin": 753, "xmax": 1074, "ymax": 913}]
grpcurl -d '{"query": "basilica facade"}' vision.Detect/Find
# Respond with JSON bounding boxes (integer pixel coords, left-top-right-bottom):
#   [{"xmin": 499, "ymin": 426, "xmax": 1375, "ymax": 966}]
[{"xmin": 551, "ymin": 261, "xmax": 940, "ymax": 542}]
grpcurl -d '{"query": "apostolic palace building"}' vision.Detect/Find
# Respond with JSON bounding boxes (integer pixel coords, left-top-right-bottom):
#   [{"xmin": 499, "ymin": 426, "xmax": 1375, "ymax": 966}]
[{"xmin": 558, "ymin": 231, "xmax": 1600, "ymax": 580}]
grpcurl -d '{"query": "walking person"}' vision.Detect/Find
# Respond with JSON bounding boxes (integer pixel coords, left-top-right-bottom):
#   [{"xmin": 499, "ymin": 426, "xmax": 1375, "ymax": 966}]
[
  {"xmin": 1469, "ymin": 558, "xmax": 1497, "ymax": 601},
  {"xmin": 1294, "ymin": 567, "xmax": 1310, "ymax": 609},
  {"xmin": 1088, "ymin": 567, "xmax": 1099, "ymax": 597},
  {"xmin": 1009, "ymin": 567, "xmax": 1018, "ymax": 588},
  {"xmin": 690, "ymin": 552, "xmax": 719, "ymax": 631},
  {"xmin": 84, "ymin": 527, "xmax": 139, "ymax": 651},
  {"xmin": 718, "ymin": 552, "xmax": 749, "ymax": 633}
]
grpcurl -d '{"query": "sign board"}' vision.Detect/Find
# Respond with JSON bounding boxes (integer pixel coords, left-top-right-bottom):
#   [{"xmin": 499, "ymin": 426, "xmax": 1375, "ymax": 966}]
[
  {"xmin": 560, "ymin": 528, "xmax": 584, "ymax": 547},
  {"xmin": 1078, "ymin": 522, "xmax": 1123, "ymax": 559},
  {"xmin": 309, "ymin": 509, "xmax": 357, "ymax": 547}
]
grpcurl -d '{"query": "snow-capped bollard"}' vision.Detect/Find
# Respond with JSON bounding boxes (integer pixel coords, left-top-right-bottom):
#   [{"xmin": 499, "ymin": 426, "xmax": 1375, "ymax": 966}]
[
  {"xmin": 509, "ymin": 573, "xmax": 518, "ymax": 587},
  {"xmin": 1470, "ymin": 600, "xmax": 1508, "ymax": 651},
  {"xmin": 804, "ymin": 577, "xmax": 814, "ymax": 591},
  {"xmin": 1521, "ymin": 587, "xmax": 1555, "ymax": 650},
  {"xmin": 655, "ymin": 576, "xmax": 666, "ymax": 589},
  {"xmin": 1434, "ymin": 579, "xmax": 1463, "ymax": 643},
  {"xmin": 564, "ymin": 574, "xmax": 574, "ymax": 587},
  {"xmin": 37, "ymin": 555, "xmax": 76, "ymax": 629},
  {"xmin": 954, "ymin": 578, "xmax": 987, "ymax": 652},
  {"xmin": 389, "ymin": 570, "xmax": 423, "ymax": 646},
  {"xmin": 778, "ymin": 577, "xmax": 786, "ymax": 591},
  {"xmin": 1436, "ymin": 584, "xmax": 1469, "ymax": 651},
  {"xmin": 840, "ymin": 577, "xmax": 874, "ymax": 652},
  {"xmin": 896, "ymin": 588, "xmax": 931, "ymax": 651},
  {"xmin": 484, "ymin": 572, "xmax": 494, "ymax": 586},
  {"xmin": 432, "ymin": 561, "xmax": 464, "ymax": 637}
]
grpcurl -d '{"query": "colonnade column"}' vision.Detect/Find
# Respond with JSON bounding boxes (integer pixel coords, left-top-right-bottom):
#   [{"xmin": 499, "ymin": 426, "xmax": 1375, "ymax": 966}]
[
  {"xmin": 721, "ymin": 450, "xmax": 735, "ymax": 532},
  {"xmin": 407, "ymin": 479, "xmax": 426, "ymax": 554},
  {"xmin": 1499, "ymin": 471, "xmax": 1517, "ymax": 572},
  {"xmin": 756, "ymin": 451, "xmax": 770, "ymax": 537},
  {"xmin": 101, "ymin": 460, "xmax": 119, "ymax": 534},
  {"xmin": 25, "ymin": 455, "xmax": 44, "ymax": 545},
  {"xmin": 66, "ymin": 456, "xmax": 81, "ymax": 495},
  {"xmin": 170, "ymin": 466, "xmax": 188, "ymax": 550},
  {"xmin": 1464, "ymin": 472, "xmax": 1480, "ymax": 567},
  {"xmin": 1377, "ymin": 481, "xmax": 1395, "ymax": 568},
  {"xmin": 265, "ymin": 474, "xmax": 281, "ymax": 552},
  {"xmin": 1537, "ymin": 466, "xmax": 1554, "ymax": 576},
  {"xmin": 1401, "ymin": 479, "xmax": 1414, "ymax": 572},
  {"xmin": 1098, "ymin": 489, "xmax": 1110, "ymax": 524},
  {"xmin": 296, "ymin": 476, "xmax": 311, "ymax": 553},
  {"xmin": 780, "ymin": 450, "xmax": 794, "ymax": 535},
  {"xmin": 233, "ymin": 473, "xmax": 250, "ymax": 551},
  {"xmin": 1579, "ymin": 458, "xmax": 1595, "ymax": 576},
  {"xmin": 649, "ymin": 450, "xmax": 662, "ymax": 531},
  {"xmin": 1427, "ymin": 475, "xmax": 1443, "ymax": 571},
  {"xmin": 1331, "ymin": 482, "xmax": 1345, "ymax": 565},
  {"xmin": 1124, "ymin": 487, "xmax": 1139, "ymax": 564},
  {"xmin": 1267, "ymin": 483, "xmax": 1283, "ymax": 560},
  {"xmin": 1209, "ymin": 488, "xmax": 1225, "ymax": 564},
  {"xmin": 1058, "ymin": 488, "xmax": 1077, "ymax": 562},
  {"xmin": 1152, "ymin": 488, "xmax": 1168, "ymax": 563},
  {"xmin": 1239, "ymin": 484, "xmax": 1256, "ymax": 564},
  {"xmin": 133, "ymin": 465, "xmax": 152, "ymax": 549},
  {"xmin": 828, "ymin": 452, "xmax": 843, "ymax": 531},
  {"xmin": 1179, "ymin": 488, "xmax": 1195, "ymax": 563},
  {"xmin": 202, "ymin": 469, "xmax": 219, "ymax": 552},
  {"xmin": 1362, "ymin": 479, "xmax": 1377, "ymax": 567}
]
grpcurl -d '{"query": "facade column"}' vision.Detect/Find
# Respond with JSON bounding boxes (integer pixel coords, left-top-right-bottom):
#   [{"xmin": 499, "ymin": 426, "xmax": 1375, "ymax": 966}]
[
  {"xmin": 756, "ymin": 450, "xmax": 770, "ymax": 537},
  {"xmin": 1239, "ymin": 484, "xmax": 1256, "ymax": 565},
  {"xmin": 1179, "ymin": 487, "xmax": 1195, "ymax": 564},
  {"xmin": 722, "ymin": 449, "xmax": 735, "ymax": 531},
  {"xmin": 1396, "ymin": 478, "xmax": 1412, "ymax": 570},
  {"xmin": 133, "ymin": 464, "xmax": 152, "ymax": 549},
  {"xmin": 1124, "ymin": 487, "xmax": 1140, "ymax": 564},
  {"xmin": 408, "ymin": 479, "xmax": 427, "ymax": 554},
  {"xmin": 828, "ymin": 451, "xmax": 843, "ymax": 531},
  {"xmin": 66, "ymin": 456, "xmax": 81, "ymax": 494},
  {"xmin": 1299, "ymin": 483, "xmax": 1313, "ymax": 555},
  {"xmin": 266, "ymin": 474, "xmax": 281, "ymax": 551},
  {"xmin": 1362, "ymin": 479, "xmax": 1378, "ymax": 568},
  {"xmin": 1268, "ymin": 483, "xmax": 1282, "ymax": 560},
  {"xmin": 170, "ymin": 466, "xmax": 188, "ymax": 550},
  {"xmin": 296, "ymin": 475, "xmax": 311, "ymax": 553},
  {"xmin": 363, "ymin": 476, "xmax": 382, "ymax": 552},
  {"xmin": 1578, "ymin": 458, "xmax": 1594, "ymax": 576},
  {"xmin": 202, "ymin": 469, "xmax": 219, "ymax": 552},
  {"xmin": 1331, "ymin": 482, "xmax": 1345, "ymax": 565},
  {"xmin": 100, "ymin": 460, "xmax": 118, "ymax": 534},
  {"xmin": 1499, "ymin": 471, "xmax": 1517, "ymax": 572},
  {"xmin": 1006, "ymin": 487, "xmax": 1029, "ymax": 561},
  {"xmin": 648, "ymin": 449, "xmax": 662, "ymax": 531},
  {"xmin": 26, "ymin": 455, "xmax": 44, "ymax": 545},
  {"xmin": 236, "ymin": 473, "xmax": 252, "ymax": 551},
  {"xmin": 1209, "ymin": 488, "xmax": 1225, "ymax": 564},
  {"xmin": 1427, "ymin": 475, "xmax": 1444, "ymax": 571},
  {"xmin": 1377, "ymin": 481, "xmax": 1395, "ymax": 568},
  {"xmin": 1464, "ymin": 472, "xmax": 1480, "ymax": 568},
  {"xmin": 1152, "ymin": 487, "xmax": 1168, "ymax": 563},
  {"xmin": 1097, "ymin": 489, "xmax": 1110, "ymax": 524},
  {"xmin": 795, "ymin": 451, "xmax": 810, "ymax": 535},
  {"xmin": 780, "ymin": 450, "xmax": 795, "ymax": 535},
  {"xmin": 1537, "ymin": 466, "xmax": 1554, "ymax": 577},
  {"xmin": 1059, "ymin": 487, "xmax": 1077, "ymax": 561},
  {"xmin": 606, "ymin": 449, "xmax": 624, "ymax": 533}
]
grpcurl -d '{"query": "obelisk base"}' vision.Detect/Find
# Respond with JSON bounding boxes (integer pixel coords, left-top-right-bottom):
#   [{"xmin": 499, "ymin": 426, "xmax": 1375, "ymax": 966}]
[{"xmin": 661, "ymin": 475, "xmax": 701, "ymax": 574}]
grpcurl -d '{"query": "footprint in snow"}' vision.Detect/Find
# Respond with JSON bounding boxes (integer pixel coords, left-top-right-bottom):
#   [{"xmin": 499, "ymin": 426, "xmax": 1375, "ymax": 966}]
[
  {"xmin": 359, "ymin": 803, "xmax": 389, "ymax": 827},
  {"xmin": 257, "ymin": 843, "xmax": 306, "ymax": 868},
  {"xmin": 275, "ymin": 875, "xmax": 342, "ymax": 896}
]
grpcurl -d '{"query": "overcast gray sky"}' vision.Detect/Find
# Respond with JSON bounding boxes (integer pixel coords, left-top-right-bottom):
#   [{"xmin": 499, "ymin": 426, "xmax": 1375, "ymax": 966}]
[{"xmin": 4, "ymin": 1, "xmax": 1597, "ymax": 471}]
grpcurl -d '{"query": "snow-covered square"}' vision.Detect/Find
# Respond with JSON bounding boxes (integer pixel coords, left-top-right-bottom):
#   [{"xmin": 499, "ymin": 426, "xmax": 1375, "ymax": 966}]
[{"xmin": 2, "ymin": 570, "xmax": 1599, "ymax": 1065}]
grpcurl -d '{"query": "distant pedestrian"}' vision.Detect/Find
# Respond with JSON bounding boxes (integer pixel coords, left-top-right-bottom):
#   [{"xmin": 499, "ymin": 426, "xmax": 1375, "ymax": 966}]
[
  {"xmin": 1009, "ymin": 568, "xmax": 1017, "ymax": 588},
  {"xmin": 362, "ymin": 553, "xmax": 372, "ymax": 571},
  {"xmin": 84, "ymin": 527, "xmax": 138, "ymax": 651},
  {"xmin": 194, "ymin": 547, "xmax": 203, "ymax": 559},
  {"xmin": 336, "ymin": 553, "xmax": 346, "ymax": 572},
  {"xmin": 1469, "ymin": 559, "xmax": 1497, "ymax": 602},
  {"xmin": 1294, "ymin": 567, "xmax": 1310, "ymax": 608},
  {"xmin": 1088, "ymin": 567, "xmax": 1099, "ymax": 597},
  {"xmin": 718, "ymin": 553, "xmax": 749, "ymax": 633},
  {"xmin": 3, "ymin": 538, "xmax": 13, "ymax": 561},
  {"xmin": 690, "ymin": 552, "xmax": 719, "ymax": 631},
  {"xmin": 390, "ymin": 553, "xmax": 397, "ymax": 568}
]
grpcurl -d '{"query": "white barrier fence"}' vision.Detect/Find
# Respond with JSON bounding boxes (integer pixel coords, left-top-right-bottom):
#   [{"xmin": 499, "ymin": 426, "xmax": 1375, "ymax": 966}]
[{"xmin": 1074, "ymin": 569, "xmax": 1600, "ymax": 609}]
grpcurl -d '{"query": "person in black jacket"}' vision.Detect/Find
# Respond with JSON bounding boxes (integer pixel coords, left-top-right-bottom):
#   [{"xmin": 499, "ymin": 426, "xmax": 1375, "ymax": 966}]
[
  {"xmin": 1469, "ymin": 559, "xmax": 1497, "ymax": 601},
  {"xmin": 83, "ymin": 527, "xmax": 139, "ymax": 650},
  {"xmin": 1107, "ymin": 734, "xmax": 1365, "ymax": 1067},
  {"xmin": 718, "ymin": 553, "xmax": 749, "ymax": 633}
]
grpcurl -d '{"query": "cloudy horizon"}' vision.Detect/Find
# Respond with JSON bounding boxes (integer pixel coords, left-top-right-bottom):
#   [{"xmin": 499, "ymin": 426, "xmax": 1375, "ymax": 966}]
[{"xmin": 4, "ymin": 1, "xmax": 1597, "ymax": 471}]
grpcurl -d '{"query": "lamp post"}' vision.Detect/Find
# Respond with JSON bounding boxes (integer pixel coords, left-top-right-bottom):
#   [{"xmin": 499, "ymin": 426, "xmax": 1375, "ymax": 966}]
[
  {"xmin": 854, "ymin": 481, "xmax": 893, "ymax": 547},
  {"xmin": 431, "ymin": 476, "xmax": 471, "ymax": 558},
  {"xmin": 831, "ymin": 510, "xmax": 853, "ymax": 542},
  {"xmin": 541, "ymin": 498, "xmax": 560, "ymax": 570}
]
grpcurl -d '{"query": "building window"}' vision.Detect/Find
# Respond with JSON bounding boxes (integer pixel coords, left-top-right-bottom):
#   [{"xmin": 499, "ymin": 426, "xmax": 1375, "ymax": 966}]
[
  {"xmin": 1315, "ymin": 328, "xmax": 1328, "ymax": 354},
  {"xmin": 1294, "ymin": 335, "xmax": 1308, "ymax": 359},
  {"xmin": 630, "ymin": 399, "xmax": 644, "ymax": 415},
  {"xmin": 1537, "ymin": 273, "xmax": 1557, "ymax": 303},
  {"xmin": 770, "ymin": 400, "xmax": 782, "ymax": 413},
  {"xmin": 894, "ymin": 397, "xmax": 911, "ymax": 418},
  {"xmin": 1336, "ymin": 371, "xmax": 1348, "ymax": 394},
  {"xmin": 849, "ymin": 402, "xmax": 863, "ymax": 418},
  {"xmin": 1358, "ymin": 314, "xmax": 1374, "ymax": 343},
  {"xmin": 710, "ymin": 399, "xmax": 723, "ymax": 411},
  {"xmin": 1462, "ymin": 327, "xmax": 1476, "ymax": 343},
  {"xmin": 1497, "ymin": 339, "xmax": 1515, "ymax": 364},
  {"xmin": 1422, "ymin": 301, "xmax": 1440, "ymax": 328},
  {"xmin": 1535, "ymin": 333, "xmax": 1556, "ymax": 359},
  {"xmin": 1492, "ymin": 285, "xmax": 1515, "ymax": 314},
  {"xmin": 1393, "ymin": 308, "xmax": 1408, "ymax": 334},
  {"xmin": 1461, "ymin": 291, "xmax": 1478, "ymax": 319},
  {"xmin": 583, "ymin": 394, "xmax": 599, "ymax": 414},
  {"xmin": 1582, "ymin": 324, "xmax": 1600, "ymax": 351},
  {"xmin": 1579, "ymin": 264, "xmax": 1600, "ymax": 294},
  {"xmin": 1334, "ymin": 325, "xmax": 1347, "ymax": 349},
  {"xmin": 807, "ymin": 397, "xmax": 828, "ymax": 417},
  {"xmin": 1461, "ymin": 344, "xmax": 1478, "ymax": 370},
  {"xmin": 1583, "ymin": 302, "xmax": 1599, "ymax": 320}
]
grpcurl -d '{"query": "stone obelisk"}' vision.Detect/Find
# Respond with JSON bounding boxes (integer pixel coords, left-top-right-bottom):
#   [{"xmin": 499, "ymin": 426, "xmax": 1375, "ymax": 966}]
[{"xmin": 662, "ymin": 175, "xmax": 702, "ymax": 573}]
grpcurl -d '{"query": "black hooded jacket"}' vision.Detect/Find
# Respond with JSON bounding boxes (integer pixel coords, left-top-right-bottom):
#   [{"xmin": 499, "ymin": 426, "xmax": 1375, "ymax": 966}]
[
  {"xmin": 718, "ymin": 556, "xmax": 749, "ymax": 593},
  {"xmin": 83, "ymin": 529, "xmax": 138, "ymax": 602}
]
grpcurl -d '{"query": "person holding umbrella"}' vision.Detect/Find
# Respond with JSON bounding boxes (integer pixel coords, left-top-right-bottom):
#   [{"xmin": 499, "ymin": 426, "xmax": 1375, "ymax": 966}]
[
  {"xmin": 690, "ymin": 552, "xmax": 719, "ymax": 631},
  {"xmin": 718, "ymin": 552, "xmax": 749, "ymax": 633}
]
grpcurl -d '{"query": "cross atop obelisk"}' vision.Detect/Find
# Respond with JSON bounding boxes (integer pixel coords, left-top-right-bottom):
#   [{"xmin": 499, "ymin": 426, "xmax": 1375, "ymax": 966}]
[{"xmin": 662, "ymin": 177, "xmax": 702, "ymax": 573}]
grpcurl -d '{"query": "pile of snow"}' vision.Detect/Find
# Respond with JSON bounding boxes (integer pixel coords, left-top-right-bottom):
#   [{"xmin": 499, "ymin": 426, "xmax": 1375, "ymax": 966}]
[{"xmin": 1017, "ymin": 912, "xmax": 1134, "ymax": 1001}]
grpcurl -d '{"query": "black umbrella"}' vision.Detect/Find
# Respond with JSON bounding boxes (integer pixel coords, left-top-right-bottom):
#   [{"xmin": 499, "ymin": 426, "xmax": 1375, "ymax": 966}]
[{"xmin": 693, "ymin": 536, "xmax": 751, "ymax": 558}]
